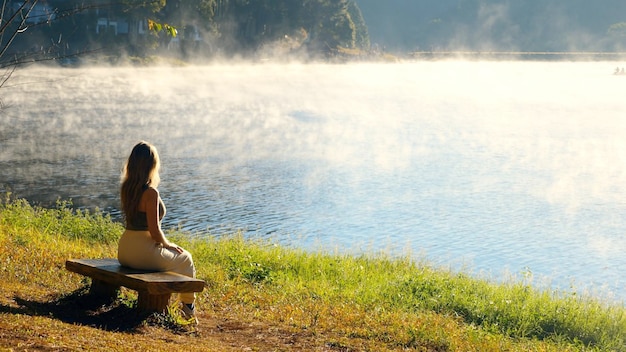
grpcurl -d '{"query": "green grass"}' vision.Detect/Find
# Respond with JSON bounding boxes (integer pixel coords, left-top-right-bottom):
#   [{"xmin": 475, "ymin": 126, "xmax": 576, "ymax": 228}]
[
  {"xmin": 1, "ymin": 194, "xmax": 625, "ymax": 351},
  {"xmin": 185, "ymin": 234, "xmax": 625, "ymax": 350}
]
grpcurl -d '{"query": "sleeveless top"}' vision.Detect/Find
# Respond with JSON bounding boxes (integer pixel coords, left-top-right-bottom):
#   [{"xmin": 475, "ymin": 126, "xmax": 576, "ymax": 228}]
[{"xmin": 126, "ymin": 187, "xmax": 166, "ymax": 231}]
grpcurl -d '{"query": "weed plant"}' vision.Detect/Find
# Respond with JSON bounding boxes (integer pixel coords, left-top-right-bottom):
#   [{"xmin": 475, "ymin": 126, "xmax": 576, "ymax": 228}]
[{"xmin": 1, "ymin": 196, "xmax": 624, "ymax": 351}]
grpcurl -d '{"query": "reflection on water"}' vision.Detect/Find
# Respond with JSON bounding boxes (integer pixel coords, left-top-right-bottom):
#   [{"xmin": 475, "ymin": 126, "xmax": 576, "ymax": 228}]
[{"xmin": 1, "ymin": 62, "xmax": 625, "ymax": 303}]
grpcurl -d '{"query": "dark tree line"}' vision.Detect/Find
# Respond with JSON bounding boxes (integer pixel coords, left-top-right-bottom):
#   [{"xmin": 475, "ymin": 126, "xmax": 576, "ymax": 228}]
[
  {"xmin": 162, "ymin": 0, "xmax": 370, "ymax": 56},
  {"xmin": 1, "ymin": 0, "xmax": 371, "ymax": 63},
  {"xmin": 6, "ymin": 0, "xmax": 626, "ymax": 65}
]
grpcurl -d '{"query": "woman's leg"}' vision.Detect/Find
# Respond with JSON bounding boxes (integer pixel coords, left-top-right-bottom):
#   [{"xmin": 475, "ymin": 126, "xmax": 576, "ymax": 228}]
[
  {"xmin": 157, "ymin": 246, "xmax": 196, "ymax": 304},
  {"xmin": 119, "ymin": 231, "xmax": 196, "ymax": 304}
]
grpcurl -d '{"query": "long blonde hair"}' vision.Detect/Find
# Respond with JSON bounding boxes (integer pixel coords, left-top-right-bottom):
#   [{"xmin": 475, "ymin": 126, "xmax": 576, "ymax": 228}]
[{"xmin": 120, "ymin": 141, "xmax": 161, "ymax": 224}]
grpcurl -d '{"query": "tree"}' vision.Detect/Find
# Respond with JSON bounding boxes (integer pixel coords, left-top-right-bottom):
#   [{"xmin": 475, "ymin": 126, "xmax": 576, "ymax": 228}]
[
  {"xmin": 188, "ymin": 0, "xmax": 367, "ymax": 56},
  {"xmin": 0, "ymin": 0, "xmax": 83, "ymax": 68},
  {"xmin": 607, "ymin": 22, "xmax": 626, "ymax": 51},
  {"xmin": 120, "ymin": 0, "xmax": 166, "ymax": 13},
  {"xmin": 348, "ymin": 1, "xmax": 369, "ymax": 50},
  {"xmin": 0, "ymin": 0, "xmax": 370, "ymax": 66},
  {"xmin": 298, "ymin": 0, "xmax": 357, "ymax": 54}
]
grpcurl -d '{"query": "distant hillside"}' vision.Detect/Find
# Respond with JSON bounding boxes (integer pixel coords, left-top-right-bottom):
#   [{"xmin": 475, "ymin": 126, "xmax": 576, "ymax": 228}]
[
  {"xmin": 353, "ymin": 0, "xmax": 455, "ymax": 51},
  {"xmin": 355, "ymin": 0, "xmax": 626, "ymax": 53}
]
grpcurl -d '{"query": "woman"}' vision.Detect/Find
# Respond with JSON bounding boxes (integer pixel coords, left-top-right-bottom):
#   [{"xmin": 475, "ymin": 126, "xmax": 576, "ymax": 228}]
[{"xmin": 118, "ymin": 141, "xmax": 197, "ymax": 323}]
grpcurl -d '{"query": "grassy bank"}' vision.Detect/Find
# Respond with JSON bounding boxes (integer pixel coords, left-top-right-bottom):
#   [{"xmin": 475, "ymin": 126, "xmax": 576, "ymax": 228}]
[{"xmin": 0, "ymin": 196, "xmax": 624, "ymax": 351}]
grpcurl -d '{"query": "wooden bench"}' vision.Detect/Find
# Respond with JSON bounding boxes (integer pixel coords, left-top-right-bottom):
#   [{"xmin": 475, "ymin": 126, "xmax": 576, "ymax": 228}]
[{"xmin": 65, "ymin": 258, "xmax": 205, "ymax": 313}]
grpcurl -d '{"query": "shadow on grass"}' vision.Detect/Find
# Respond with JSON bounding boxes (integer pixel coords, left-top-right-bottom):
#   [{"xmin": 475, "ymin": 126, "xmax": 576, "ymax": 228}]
[{"xmin": 0, "ymin": 285, "xmax": 163, "ymax": 332}]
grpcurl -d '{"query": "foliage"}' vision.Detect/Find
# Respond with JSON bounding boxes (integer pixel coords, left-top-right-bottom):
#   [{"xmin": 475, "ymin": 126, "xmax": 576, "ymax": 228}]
[
  {"xmin": 387, "ymin": 271, "xmax": 625, "ymax": 350},
  {"xmin": 348, "ymin": 0, "xmax": 369, "ymax": 50},
  {"xmin": 5, "ymin": 0, "xmax": 626, "ymax": 62},
  {"xmin": 0, "ymin": 0, "xmax": 371, "ymax": 62},
  {"xmin": 147, "ymin": 19, "xmax": 177, "ymax": 37},
  {"xmin": 120, "ymin": 0, "xmax": 167, "ymax": 14},
  {"xmin": 195, "ymin": 0, "xmax": 369, "ymax": 55},
  {"xmin": 176, "ymin": 232, "xmax": 626, "ymax": 351},
  {"xmin": 0, "ymin": 194, "xmax": 122, "ymax": 245}
]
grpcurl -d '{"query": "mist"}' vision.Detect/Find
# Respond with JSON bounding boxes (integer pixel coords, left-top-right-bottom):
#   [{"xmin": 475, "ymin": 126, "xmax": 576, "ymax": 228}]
[
  {"xmin": 1, "ymin": 61, "xmax": 625, "ymax": 302},
  {"xmin": 3, "ymin": 61, "xmax": 625, "ymax": 215},
  {"xmin": 357, "ymin": 0, "xmax": 626, "ymax": 53}
]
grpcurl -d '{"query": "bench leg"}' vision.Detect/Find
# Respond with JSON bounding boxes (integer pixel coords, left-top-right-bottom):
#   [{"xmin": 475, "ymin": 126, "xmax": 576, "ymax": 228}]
[
  {"xmin": 89, "ymin": 279, "xmax": 120, "ymax": 299},
  {"xmin": 137, "ymin": 291, "xmax": 171, "ymax": 313}
]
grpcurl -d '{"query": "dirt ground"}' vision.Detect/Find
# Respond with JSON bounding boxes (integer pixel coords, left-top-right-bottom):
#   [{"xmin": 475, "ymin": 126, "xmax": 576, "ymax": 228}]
[{"xmin": 0, "ymin": 286, "xmax": 385, "ymax": 352}]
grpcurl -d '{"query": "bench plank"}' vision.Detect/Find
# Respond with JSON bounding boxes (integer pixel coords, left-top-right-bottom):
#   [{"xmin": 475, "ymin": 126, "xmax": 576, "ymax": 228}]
[
  {"xmin": 65, "ymin": 258, "xmax": 205, "ymax": 312},
  {"xmin": 66, "ymin": 258, "xmax": 205, "ymax": 294}
]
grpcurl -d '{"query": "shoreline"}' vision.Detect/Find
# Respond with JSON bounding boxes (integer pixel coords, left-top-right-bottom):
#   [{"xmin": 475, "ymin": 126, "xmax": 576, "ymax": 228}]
[
  {"xmin": 409, "ymin": 51, "xmax": 626, "ymax": 61},
  {"xmin": 1, "ymin": 197, "xmax": 625, "ymax": 351}
]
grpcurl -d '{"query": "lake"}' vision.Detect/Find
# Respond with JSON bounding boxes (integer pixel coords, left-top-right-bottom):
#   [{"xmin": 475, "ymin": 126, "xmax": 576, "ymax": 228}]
[{"xmin": 1, "ymin": 61, "xmax": 625, "ymax": 303}]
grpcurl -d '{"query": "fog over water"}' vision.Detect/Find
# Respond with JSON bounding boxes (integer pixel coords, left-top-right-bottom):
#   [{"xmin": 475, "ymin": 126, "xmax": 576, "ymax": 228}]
[{"xmin": 1, "ymin": 61, "xmax": 625, "ymax": 303}]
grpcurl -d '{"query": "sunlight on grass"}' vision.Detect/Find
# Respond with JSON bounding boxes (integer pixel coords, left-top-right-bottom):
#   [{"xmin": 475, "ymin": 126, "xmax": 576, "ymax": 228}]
[{"xmin": 1, "ymin": 195, "xmax": 624, "ymax": 351}]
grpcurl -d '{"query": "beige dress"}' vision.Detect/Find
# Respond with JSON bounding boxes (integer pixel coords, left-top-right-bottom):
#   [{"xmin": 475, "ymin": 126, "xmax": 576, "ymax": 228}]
[{"xmin": 117, "ymin": 196, "xmax": 196, "ymax": 304}]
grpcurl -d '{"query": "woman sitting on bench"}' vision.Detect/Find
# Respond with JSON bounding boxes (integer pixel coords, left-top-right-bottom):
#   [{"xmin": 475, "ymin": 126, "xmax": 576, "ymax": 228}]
[{"xmin": 118, "ymin": 141, "xmax": 197, "ymax": 323}]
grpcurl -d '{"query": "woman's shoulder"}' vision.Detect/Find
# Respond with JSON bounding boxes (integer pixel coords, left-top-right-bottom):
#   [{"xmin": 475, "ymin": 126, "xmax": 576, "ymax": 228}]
[
  {"xmin": 140, "ymin": 186, "xmax": 163, "ymax": 212},
  {"xmin": 143, "ymin": 186, "xmax": 160, "ymax": 199}
]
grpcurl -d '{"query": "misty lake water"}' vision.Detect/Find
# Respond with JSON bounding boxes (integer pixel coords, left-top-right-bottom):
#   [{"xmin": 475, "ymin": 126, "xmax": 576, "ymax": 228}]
[{"xmin": 1, "ymin": 61, "xmax": 625, "ymax": 303}]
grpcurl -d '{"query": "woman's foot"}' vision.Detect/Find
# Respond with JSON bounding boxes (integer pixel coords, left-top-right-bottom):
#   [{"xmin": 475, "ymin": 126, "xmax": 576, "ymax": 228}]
[{"xmin": 181, "ymin": 303, "xmax": 198, "ymax": 325}]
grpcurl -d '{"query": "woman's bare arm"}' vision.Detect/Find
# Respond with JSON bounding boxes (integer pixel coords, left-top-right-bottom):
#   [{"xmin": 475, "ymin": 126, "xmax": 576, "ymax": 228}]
[{"xmin": 144, "ymin": 187, "xmax": 183, "ymax": 253}]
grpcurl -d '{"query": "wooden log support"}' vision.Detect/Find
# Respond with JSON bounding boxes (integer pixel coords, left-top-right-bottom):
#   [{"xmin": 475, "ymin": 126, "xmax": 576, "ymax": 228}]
[
  {"xmin": 65, "ymin": 258, "xmax": 205, "ymax": 313},
  {"xmin": 89, "ymin": 278, "xmax": 120, "ymax": 299},
  {"xmin": 137, "ymin": 291, "xmax": 171, "ymax": 312}
]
